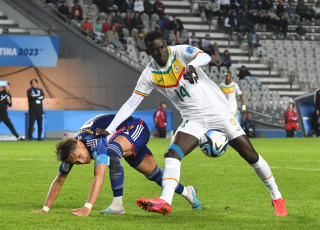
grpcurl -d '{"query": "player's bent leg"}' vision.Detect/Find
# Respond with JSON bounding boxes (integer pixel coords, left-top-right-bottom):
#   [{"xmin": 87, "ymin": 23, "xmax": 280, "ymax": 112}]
[
  {"xmin": 135, "ymin": 156, "xmax": 202, "ymax": 210},
  {"xmin": 229, "ymin": 135, "xmax": 287, "ymax": 216},
  {"xmin": 100, "ymin": 141, "xmax": 125, "ymax": 215}
]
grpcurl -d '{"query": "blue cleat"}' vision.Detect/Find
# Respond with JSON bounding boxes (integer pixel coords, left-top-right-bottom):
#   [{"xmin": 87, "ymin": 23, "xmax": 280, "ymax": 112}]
[
  {"xmin": 185, "ymin": 186, "xmax": 203, "ymax": 210},
  {"xmin": 100, "ymin": 203, "xmax": 125, "ymax": 214}
]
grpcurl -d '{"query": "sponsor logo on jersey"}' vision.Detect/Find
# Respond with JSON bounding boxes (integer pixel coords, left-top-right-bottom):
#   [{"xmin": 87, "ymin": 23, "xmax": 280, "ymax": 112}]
[{"xmin": 185, "ymin": 46, "xmax": 196, "ymax": 54}]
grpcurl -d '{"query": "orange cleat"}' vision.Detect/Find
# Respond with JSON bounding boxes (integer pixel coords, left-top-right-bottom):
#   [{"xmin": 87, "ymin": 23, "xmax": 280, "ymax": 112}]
[
  {"xmin": 137, "ymin": 197, "xmax": 172, "ymax": 215},
  {"xmin": 272, "ymin": 198, "xmax": 288, "ymax": 216}
]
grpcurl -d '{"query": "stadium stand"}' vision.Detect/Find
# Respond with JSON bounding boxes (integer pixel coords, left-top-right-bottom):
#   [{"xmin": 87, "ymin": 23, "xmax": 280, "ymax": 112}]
[{"xmin": 19, "ymin": 0, "xmax": 320, "ymax": 127}]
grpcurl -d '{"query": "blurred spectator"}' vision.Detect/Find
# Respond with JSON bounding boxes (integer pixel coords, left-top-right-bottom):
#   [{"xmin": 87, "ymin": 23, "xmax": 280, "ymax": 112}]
[
  {"xmin": 93, "ymin": 18, "xmax": 105, "ymax": 41},
  {"xmin": 276, "ymin": 1, "xmax": 285, "ymax": 16},
  {"xmin": 255, "ymin": 10, "xmax": 268, "ymax": 25},
  {"xmin": 247, "ymin": 0, "xmax": 261, "ymax": 10},
  {"xmin": 221, "ymin": 49, "xmax": 232, "ymax": 70},
  {"xmin": 27, "ymin": 79, "xmax": 45, "ymax": 141},
  {"xmin": 191, "ymin": 40, "xmax": 199, "ymax": 48},
  {"xmin": 170, "ymin": 15, "xmax": 184, "ymax": 37},
  {"xmin": 248, "ymin": 28, "xmax": 261, "ymax": 48},
  {"xmin": 278, "ymin": 14, "xmax": 288, "ymax": 38},
  {"xmin": 131, "ymin": 12, "xmax": 144, "ymax": 29},
  {"xmin": 204, "ymin": 0, "xmax": 222, "ymax": 20},
  {"xmin": 0, "ymin": 83, "xmax": 24, "ymax": 140},
  {"xmin": 209, "ymin": 49, "xmax": 223, "ymax": 70},
  {"xmin": 137, "ymin": 33, "xmax": 146, "ymax": 51},
  {"xmin": 134, "ymin": 0, "xmax": 144, "ymax": 13},
  {"xmin": 236, "ymin": 8, "xmax": 254, "ymax": 33},
  {"xmin": 82, "ymin": 17, "xmax": 93, "ymax": 39},
  {"xmin": 94, "ymin": 0, "xmax": 116, "ymax": 13},
  {"xmin": 241, "ymin": 111, "xmax": 247, "ymax": 131},
  {"xmin": 266, "ymin": 7, "xmax": 279, "ymax": 32},
  {"xmin": 124, "ymin": 11, "xmax": 133, "ymax": 31},
  {"xmin": 185, "ymin": 32, "xmax": 199, "ymax": 46},
  {"xmin": 224, "ymin": 11, "xmax": 242, "ymax": 34},
  {"xmin": 313, "ymin": 3, "xmax": 320, "ymax": 20},
  {"xmin": 58, "ymin": 1, "xmax": 70, "ymax": 20},
  {"xmin": 154, "ymin": 102, "xmax": 167, "ymax": 138},
  {"xmin": 246, "ymin": 8, "xmax": 256, "ymax": 25},
  {"xmin": 262, "ymin": 0, "xmax": 273, "ymax": 11},
  {"xmin": 314, "ymin": 88, "xmax": 320, "ymax": 137},
  {"xmin": 287, "ymin": 0, "xmax": 300, "ymax": 22},
  {"xmin": 244, "ymin": 112, "xmax": 256, "ymax": 138},
  {"xmin": 71, "ymin": 0, "xmax": 83, "ymax": 21},
  {"xmin": 135, "ymin": 28, "xmax": 146, "ymax": 40},
  {"xmin": 144, "ymin": 0, "xmax": 154, "ymax": 16},
  {"xmin": 296, "ymin": 0, "xmax": 313, "ymax": 21},
  {"xmin": 157, "ymin": 13, "xmax": 171, "ymax": 34},
  {"xmin": 120, "ymin": 0, "xmax": 134, "ymax": 13},
  {"xmin": 213, "ymin": 42, "xmax": 220, "ymax": 53},
  {"xmin": 220, "ymin": 0, "xmax": 231, "ymax": 14},
  {"xmin": 199, "ymin": 34, "xmax": 214, "ymax": 55},
  {"xmin": 153, "ymin": 0, "xmax": 165, "ymax": 16},
  {"xmin": 284, "ymin": 100, "xmax": 298, "ymax": 138},
  {"xmin": 239, "ymin": 65, "xmax": 261, "ymax": 86},
  {"xmin": 111, "ymin": 11, "xmax": 125, "ymax": 30},
  {"xmin": 102, "ymin": 19, "xmax": 111, "ymax": 34},
  {"xmin": 107, "ymin": 24, "xmax": 124, "ymax": 50}
]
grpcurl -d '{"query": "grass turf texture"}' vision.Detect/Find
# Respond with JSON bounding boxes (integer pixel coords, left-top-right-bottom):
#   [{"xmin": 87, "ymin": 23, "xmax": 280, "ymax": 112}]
[{"xmin": 0, "ymin": 138, "xmax": 319, "ymax": 229}]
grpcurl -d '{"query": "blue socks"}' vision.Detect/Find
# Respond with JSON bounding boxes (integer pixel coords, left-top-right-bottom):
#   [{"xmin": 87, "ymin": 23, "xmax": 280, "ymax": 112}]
[
  {"xmin": 108, "ymin": 142, "xmax": 124, "ymax": 197},
  {"xmin": 144, "ymin": 165, "xmax": 184, "ymax": 195}
]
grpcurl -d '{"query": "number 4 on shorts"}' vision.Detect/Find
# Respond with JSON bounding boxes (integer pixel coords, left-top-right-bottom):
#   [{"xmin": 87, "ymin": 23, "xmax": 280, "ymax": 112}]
[{"xmin": 174, "ymin": 86, "xmax": 190, "ymax": 101}]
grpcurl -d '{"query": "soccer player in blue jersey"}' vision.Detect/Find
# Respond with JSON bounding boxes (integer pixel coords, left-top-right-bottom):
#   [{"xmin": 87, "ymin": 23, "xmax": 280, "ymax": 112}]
[{"xmin": 33, "ymin": 114, "xmax": 202, "ymax": 216}]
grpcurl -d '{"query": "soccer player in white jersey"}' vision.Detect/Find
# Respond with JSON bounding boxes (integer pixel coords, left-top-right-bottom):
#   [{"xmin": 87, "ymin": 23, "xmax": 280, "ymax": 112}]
[
  {"xmin": 219, "ymin": 71, "xmax": 246, "ymax": 120},
  {"xmin": 97, "ymin": 31, "xmax": 287, "ymax": 216}
]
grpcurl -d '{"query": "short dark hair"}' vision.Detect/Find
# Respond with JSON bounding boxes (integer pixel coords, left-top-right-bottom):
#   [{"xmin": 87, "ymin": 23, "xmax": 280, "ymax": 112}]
[
  {"xmin": 144, "ymin": 31, "xmax": 164, "ymax": 47},
  {"xmin": 55, "ymin": 137, "xmax": 77, "ymax": 162},
  {"xmin": 30, "ymin": 79, "xmax": 38, "ymax": 85},
  {"xmin": 160, "ymin": 102, "xmax": 166, "ymax": 106}
]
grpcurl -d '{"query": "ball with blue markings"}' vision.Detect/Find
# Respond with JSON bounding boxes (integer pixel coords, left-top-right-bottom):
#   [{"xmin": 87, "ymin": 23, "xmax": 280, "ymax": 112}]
[{"xmin": 199, "ymin": 129, "xmax": 229, "ymax": 158}]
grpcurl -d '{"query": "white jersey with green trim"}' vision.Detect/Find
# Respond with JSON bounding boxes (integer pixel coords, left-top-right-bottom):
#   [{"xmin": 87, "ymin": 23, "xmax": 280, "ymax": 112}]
[
  {"xmin": 134, "ymin": 45, "xmax": 231, "ymax": 120},
  {"xmin": 219, "ymin": 81, "xmax": 242, "ymax": 114}
]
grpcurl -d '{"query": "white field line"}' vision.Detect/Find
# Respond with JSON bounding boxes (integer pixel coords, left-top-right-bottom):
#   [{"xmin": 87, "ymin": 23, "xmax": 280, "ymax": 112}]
[{"xmin": 0, "ymin": 158, "xmax": 319, "ymax": 171}]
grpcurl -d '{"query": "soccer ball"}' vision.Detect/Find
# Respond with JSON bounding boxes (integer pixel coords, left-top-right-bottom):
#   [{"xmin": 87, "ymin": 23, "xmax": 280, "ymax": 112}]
[{"xmin": 199, "ymin": 129, "xmax": 229, "ymax": 158}]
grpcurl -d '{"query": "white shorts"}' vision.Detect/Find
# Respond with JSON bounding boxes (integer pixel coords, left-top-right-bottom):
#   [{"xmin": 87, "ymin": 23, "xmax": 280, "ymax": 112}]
[{"xmin": 175, "ymin": 115, "xmax": 245, "ymax": 141}]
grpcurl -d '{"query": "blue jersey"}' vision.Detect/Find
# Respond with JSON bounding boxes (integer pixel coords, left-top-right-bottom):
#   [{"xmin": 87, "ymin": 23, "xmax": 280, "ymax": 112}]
[{"xmin": 59, "ymin": 114, "xmax": 143, "ymax": 174}]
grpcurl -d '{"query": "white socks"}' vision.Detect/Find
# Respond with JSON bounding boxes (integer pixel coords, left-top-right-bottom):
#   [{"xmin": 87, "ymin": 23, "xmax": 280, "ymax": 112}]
[
  {"xmin": 160, "ymin": 158, "xmax": 181, "ymax": 204},
  {"xmin": 250, "ymin": 155, "xmax": 282, "ymax": 200}
]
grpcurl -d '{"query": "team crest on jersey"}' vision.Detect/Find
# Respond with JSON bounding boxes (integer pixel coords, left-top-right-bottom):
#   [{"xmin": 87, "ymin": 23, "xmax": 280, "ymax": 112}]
[
  {"xmin": 230, "ymin": 118, "xmax": 237, "ymax": 125},
  {"xmin": 173, "ymin": 65, "xmax": 180, "ymax": 73},
  {"xmin": 152, "ymin": 56, "xmax": 185, "ymax": 88}
]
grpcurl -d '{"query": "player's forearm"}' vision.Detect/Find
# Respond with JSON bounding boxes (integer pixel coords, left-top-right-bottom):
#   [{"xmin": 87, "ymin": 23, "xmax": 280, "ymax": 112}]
[
  {"xmin": 188, "ymin": 52, "xmax": 211, "ymax": 68},
  {"xmin": 44, "ymin": 175, "xmax": 66, "ymax": 208},
  {"xmin": 86, "ymin": 175, "xmax": 105, "ymax": 205}
]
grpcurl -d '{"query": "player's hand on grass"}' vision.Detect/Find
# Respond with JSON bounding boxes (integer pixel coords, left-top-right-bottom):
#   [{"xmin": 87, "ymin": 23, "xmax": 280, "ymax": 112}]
[
  {"xmin": 183, "ymin": 65, "xmax": 198, "ymax": 84},
  {"xmin": 72, "ymin": 207, "xmax": 91, "ymax": 216},
  {"xmin": 96, "ymin": 128, "xmax": 109, "ymax": 138}
]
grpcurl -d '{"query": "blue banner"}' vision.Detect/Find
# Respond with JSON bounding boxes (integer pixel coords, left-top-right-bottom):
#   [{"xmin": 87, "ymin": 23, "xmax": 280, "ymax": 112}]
[{"xmin": 0, "ymin": 36, "xmax": 60, "ymax": 67}]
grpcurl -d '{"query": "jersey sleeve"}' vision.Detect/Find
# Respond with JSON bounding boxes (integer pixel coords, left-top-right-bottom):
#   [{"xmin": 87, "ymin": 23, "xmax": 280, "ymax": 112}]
[
  {"xmin": 59, "ymin": 162, "xmax": 74, "ymax": 175},
  {"xmin": 133, "ymin": 68, "xmax": 155, "ymax": 97},
  {"xmin": 176, "ymin": 45, "xmax": 205, "ymax": 65},
  {"xmin": 92, "ymin": 137, "xmax": 110, "ymax": 167},
  {"xmin": 235, "ymin": 83, "xmax": 243, "ymax": 96}
]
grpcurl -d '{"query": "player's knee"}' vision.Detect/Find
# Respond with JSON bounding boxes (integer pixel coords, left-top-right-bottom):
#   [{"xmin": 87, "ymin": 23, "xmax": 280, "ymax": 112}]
[
  {"xmin": 164, "ymin": 149, "xmax": 182, "ymax": 160},
  {"xmin": 245, "ymin": 150, "xmax": 259, "ymax": 164},
  {"xmin": 107, "ymin": 141, "xmax": 123, "ymax": 159}
]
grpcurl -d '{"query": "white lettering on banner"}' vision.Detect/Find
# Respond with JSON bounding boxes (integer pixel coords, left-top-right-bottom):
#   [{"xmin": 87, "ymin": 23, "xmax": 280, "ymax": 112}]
[{"xmin": 0, "ymin": 48, "xmax": 17, "ymax": 56}]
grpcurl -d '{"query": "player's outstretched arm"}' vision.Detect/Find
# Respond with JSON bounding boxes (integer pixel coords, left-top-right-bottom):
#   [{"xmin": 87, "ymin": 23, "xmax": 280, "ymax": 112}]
[
  {"xmin": 72, "ymin": 164, "xmax": 107, "ymax": 216},
  {"xmin": 105, "ymin": 93, "xmax": 144, "ymax": 135},
  {"xmin": 32, "ymin": 172, "xmax": 67, "ymax": 213}
]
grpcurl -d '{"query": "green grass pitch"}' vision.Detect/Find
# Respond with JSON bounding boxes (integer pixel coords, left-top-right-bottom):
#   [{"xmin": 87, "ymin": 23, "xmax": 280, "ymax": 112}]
[{"xmin": 0, "ymin": 138, "xmax": 319, "ymax": 229}]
